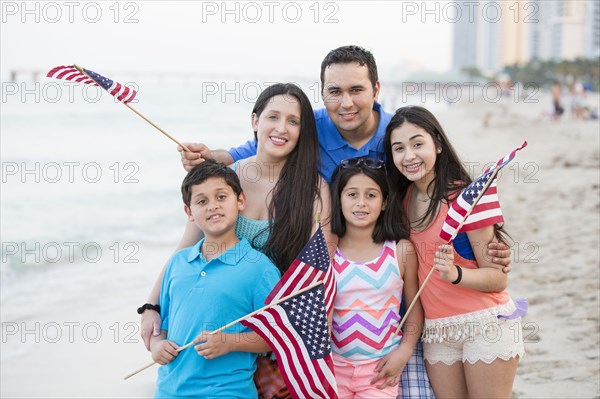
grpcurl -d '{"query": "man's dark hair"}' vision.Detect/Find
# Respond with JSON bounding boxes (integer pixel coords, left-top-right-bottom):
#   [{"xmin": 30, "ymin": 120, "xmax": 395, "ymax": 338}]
[
  {"xmin": 320, "ymin": 45, "xmax": 379, "ymax": 90},
  {"xmin": 181, "ymin": 159, "xmax": 242, "ymax": 206}
]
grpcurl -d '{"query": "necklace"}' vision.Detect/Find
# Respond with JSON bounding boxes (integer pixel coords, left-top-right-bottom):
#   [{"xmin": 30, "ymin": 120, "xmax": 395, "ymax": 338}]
[{"xmin": 417, "ymin": 196, "xmax": 431, "ymax": 203}]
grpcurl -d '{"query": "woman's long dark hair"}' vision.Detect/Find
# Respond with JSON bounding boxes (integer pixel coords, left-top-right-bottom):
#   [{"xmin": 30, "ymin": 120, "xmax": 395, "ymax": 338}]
[
  {"xmin": 252, "ymin": 83, "xmax": 321, "ymax": 273},
  {"xmin": 384, "ymin": 106, "xmax": 508, "ymax": 242}
]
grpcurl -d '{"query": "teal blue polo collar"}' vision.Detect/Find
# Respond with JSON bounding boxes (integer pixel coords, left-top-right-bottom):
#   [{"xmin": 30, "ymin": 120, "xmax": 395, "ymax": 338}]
[{"xmin": 186, "ymin": 237, "xmax": 252, "ymax": 266}]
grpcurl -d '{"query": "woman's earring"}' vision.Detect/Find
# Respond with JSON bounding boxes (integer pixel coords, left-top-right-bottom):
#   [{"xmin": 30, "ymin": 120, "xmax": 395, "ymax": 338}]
[{"xmin": 437, "ymin": 148, "xmax": 442, "ymax": 154}]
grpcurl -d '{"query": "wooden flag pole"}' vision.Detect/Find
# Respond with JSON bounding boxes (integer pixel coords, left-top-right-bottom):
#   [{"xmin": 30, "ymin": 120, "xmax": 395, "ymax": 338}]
[
  {"xmin": 73, "ymin": 64, "xmax": 191, "ymax": 152},
  {"xmin": 124, "ymin": 280, "xmax": 324, "ymax": 380},
  {"xmin": 121, "ymin": 103, "xmax": 191, "ymax": 152},
  {"xmin": 394, "ymin": 166, "xmax": 502, "ymax": 335}
]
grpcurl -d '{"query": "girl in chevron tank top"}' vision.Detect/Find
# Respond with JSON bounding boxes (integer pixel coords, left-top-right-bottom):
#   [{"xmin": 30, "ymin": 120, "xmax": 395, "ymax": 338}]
[{"xmin": 329, "ymin": 157, "xmax": 423, "ymax": 399}]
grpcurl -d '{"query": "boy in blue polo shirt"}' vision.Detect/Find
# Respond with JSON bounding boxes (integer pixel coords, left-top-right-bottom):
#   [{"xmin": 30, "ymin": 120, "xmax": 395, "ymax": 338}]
[{"xmin": 150, "ymin": 159, "xmax": 280, "ymax": 398}]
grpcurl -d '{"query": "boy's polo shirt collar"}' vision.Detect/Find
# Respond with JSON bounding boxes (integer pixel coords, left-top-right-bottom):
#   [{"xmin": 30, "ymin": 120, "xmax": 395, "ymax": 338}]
[
  {"xmin": 185, "ymin": 237, "xmax": 252, "ymax": 266},
  {"xmin": 321, "ymin": 102, "xmax": 384, "ymax": 151}
]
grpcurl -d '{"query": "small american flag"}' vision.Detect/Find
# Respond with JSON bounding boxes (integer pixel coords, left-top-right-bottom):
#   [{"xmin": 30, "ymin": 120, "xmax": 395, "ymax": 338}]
[
  {"xmin": 440, "ymin": 141, "xmax": 527, "ymax": 242},
  {"xmin": 265, "ymin": 225, "xmax": 336, "ymax": 315},
  {"xmin": 47, "ymin": 65, "xmax": 137, "ymax": 103},
  {"xmin": 241, "ymin": 283, "xmax": 338, "ymax": 399}
]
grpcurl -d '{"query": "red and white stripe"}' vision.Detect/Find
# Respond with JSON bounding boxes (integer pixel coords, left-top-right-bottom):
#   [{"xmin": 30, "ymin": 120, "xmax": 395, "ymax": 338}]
[
  {"xmin": 439, "ymin": 141, "xmax": 527, "ymax": 242},
  {"xmin": 485, "ymin": 141, "xmax": 528, "ymax": 173},
  {"xmin": 440, "ymin": 180, "xmax": 504, "ymax": 242},
  {"xmin": 108, "ymin": 82, "xmax": 136, "ymax": 103},
  {"xmin": 47, "ymin": 65, "xmax": 96, "ymax": 85},
  {"xmin": 242, "ymin": 307, "xmax": 338, "ymax": 399},
  {"xmin": 46, "ymin": 65, "xmax": 137, "ymax": 103},
  {"xmin": 266, "ymin": 259, "xmax": 336, "ymax": 315}
]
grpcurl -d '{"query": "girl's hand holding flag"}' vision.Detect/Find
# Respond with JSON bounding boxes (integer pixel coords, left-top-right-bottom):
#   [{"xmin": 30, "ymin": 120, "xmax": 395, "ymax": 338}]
[{"xmin": 433, "ymin": 244, "xmax": 457, "ymax": 283}]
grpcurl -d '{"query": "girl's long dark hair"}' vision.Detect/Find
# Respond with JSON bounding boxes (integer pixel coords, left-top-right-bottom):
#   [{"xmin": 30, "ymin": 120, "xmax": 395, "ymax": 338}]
[
  {"xmin": 252, "ymin": 83, "xmax": 321, "ymax": 273},
  {"xmin": 384, "ymin": 106, "xmax": 508, "ymax": 243}
]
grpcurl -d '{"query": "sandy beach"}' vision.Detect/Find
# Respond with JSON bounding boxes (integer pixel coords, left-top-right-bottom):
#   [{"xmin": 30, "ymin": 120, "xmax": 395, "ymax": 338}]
[
  {"xmin": 1, "ymin": 91, "xmax": 599, "ymax": 398},
  {"xmin": 442, "ymin": 92, "xmax": 600, "ymax": 399}
]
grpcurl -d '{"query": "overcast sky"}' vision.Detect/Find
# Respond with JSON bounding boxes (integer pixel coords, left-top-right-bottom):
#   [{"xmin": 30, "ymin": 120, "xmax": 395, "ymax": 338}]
[{"xmin": 1, "ymin": 1, "xmax": 455, "ymax": 82}]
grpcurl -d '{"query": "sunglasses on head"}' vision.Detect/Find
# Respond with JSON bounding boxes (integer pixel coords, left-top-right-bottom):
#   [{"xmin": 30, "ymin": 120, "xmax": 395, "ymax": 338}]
[{"xmin": 340, "ymin": 157, "xmax": 385, "ymax": 169}]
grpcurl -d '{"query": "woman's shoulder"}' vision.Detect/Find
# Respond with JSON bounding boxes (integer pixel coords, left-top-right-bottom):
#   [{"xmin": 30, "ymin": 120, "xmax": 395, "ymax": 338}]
[
  {"xmin": 317, "ymin": 175, "xmax": 331, "ymax": 197},
  {"xmin": 234, "ymin": 156, "xmax": 257, "ymax": 169},
  {"xmin": 394, "ymin": 239, "xmax": 417, "ymax": 276}
]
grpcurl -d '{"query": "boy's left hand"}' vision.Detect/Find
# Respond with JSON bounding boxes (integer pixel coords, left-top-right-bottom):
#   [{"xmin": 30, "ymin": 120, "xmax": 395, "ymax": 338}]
[
  {"xmin": 193, "ymin": 331, "xmax": 233, "ymax": 360},
  {"xmin": 370, "ymin": 346, "xmax": 411, "ymax": 389}
]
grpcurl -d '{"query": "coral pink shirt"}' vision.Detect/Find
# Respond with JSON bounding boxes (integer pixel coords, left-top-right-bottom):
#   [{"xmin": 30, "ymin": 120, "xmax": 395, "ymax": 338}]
[{"xmin": 406, "ymin": 185, "xmax": 509, "ymax": 320}]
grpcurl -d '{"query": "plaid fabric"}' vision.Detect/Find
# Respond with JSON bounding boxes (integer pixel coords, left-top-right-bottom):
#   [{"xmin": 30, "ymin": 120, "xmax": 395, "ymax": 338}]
[
  {"xmin": 399, "ymin": 340, "xmax": 435, "ymax": 399},
  {"xmin": 254, "ymin": 355, "xmax": 292, "ymax": 399}
]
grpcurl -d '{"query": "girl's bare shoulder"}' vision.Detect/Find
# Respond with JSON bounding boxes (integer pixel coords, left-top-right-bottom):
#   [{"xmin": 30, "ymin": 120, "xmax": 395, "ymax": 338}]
[{"xmin": 396, "ymin": 238, "xmax": 415, "ymax": 254}]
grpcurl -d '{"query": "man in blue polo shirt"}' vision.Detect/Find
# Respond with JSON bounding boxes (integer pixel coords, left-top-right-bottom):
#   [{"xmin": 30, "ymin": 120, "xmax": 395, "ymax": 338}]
[{"xmin": 151, "ymin": 160, "xmax": 280, "ymax": 398}]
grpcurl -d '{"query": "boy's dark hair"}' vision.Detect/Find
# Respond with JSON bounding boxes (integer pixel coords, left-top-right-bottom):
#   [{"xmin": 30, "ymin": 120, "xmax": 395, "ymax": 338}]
[
  {"xmin": 181, "ymin": 159, "xmax": 242, "ymax": 206},
  {"xmin": 330, "ymin": 160, "xmax": 409, "ymax": 243},
  {"xmin": 320, "ymin": 45, "xmax": 379, "ymax": 91}
]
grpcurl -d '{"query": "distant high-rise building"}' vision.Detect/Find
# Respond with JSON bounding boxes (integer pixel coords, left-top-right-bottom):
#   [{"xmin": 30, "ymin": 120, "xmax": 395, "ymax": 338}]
[
  {"xmin": 530, "ymin": 0, "xmax": 563, "ymax": 61},
  {"xmin": 501, "ymin": 0, "xmax": 530, "ymax": 67},
  {"xmin": 451, "ymin": 0, "xmax": 502, "ymax": 74},
  {"xmin": 453, "ymin": 0, "xmax": 599, "ymax": 74},
  {"xmin": 531, "ymin": 0, "xmax": 598, "ymax": 61},
  {"xmin": 585, "ymin": 0, "xmax": 600, "ymax": 58},
  {"xmin": 451, "ymin": 8, "xmax": 478, "ymax": 72},
  {"xmin": 475, "ymin": 0, "xmax": 502, "ymax": 74},
  {"xmin": 561, "ymin": 0, "xmax": 586, "ymax": 60}
]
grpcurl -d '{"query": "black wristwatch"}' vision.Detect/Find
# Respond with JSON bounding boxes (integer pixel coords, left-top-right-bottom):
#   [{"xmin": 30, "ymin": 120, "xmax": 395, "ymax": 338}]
[{"xmin": 137, "ymin": 303, "xmax": 161, "ymax": 314}]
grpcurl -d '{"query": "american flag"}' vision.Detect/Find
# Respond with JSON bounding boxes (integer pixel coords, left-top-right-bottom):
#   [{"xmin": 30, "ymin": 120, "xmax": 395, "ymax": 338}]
[
  {"xmin": 265, "ymin": 225, "xmax": 336, "ymax": 315},
  {"xmin": 47, "ymin": 65, "xmax": 137, "ymax": 103},
  {"xmin": 440, "ymin": 141, "xmax": 527, "ymax": 242},
  {"xmin": 241, "ymin": 283, "xmax": 338, "ymax": 399}
]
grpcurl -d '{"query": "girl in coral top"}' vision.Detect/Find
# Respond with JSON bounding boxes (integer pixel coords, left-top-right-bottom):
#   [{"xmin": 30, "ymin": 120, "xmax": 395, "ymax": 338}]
[
  {"xmin": 329, "ymin": 157, "xmax": 423, "ymax": 399},
  {"xmin": 384, "ymin": 106, "xmax": 524, "ymax": 399}
]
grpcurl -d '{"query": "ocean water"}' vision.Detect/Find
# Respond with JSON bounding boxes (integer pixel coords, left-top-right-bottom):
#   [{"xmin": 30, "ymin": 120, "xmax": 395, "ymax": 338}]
[
  {"xmin": 1, "ymin": 76, "xmax": 448, "ymax": 361},
  {"xmin": 1, "ymin": 78, "xmax": 260, "ymax": 361}
]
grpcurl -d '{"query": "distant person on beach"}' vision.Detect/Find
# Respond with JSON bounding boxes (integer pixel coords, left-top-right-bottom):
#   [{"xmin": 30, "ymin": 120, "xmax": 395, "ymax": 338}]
[
  {"xmin": 552, "ymin": 81, "xmax": 564, "ymax": 120},
  {"xmin": 150, "ymin": 160, "xmax": 280, "ymax": 397},
  {"xmin": 570, "ymin": 81, "xmax": 586, "ymax": 120},
  {"xmin": 384, "ymin": 106, "xmax": 525, "ymax": 399},
  {"xmin": 175, "ymin": 45, "xmax": 513, "ymax": 399},
  {"xmin": 329, "ymin": 158, "xmax": 423, "ymax": 398},
  {"xmin": 141, "ymin": 83, "xmax": 332, "ymax": 398}
]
